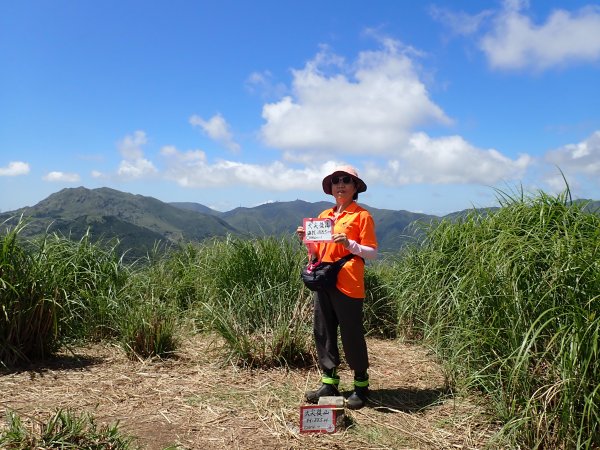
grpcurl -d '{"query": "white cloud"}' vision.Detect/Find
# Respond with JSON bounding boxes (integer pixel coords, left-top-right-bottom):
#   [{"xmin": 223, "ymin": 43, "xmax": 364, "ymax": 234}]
[
  {"xmin": 480, "ymin": 1, "xmax": 600, "ymax": 70},
  {"xmin": 364, "ymin": 132, "xmax": 531, "ymax": 185},
  {"xmin": 161, "ymin": 145, "xmax": 335, "ymax": 191},
  {"xmin": 245, "ymin": 70, "xmax": 288, "ymax": 99},
  {"xmin": 260, "ymin": 41, "xmax": 451, "ymax": 155},
  {"xmin": 247, "ymin": 71, "xmax": 268, "ymax": 86},
  {"xmin": 161, "ymin": 131, "xmax": 531, "ymax": 195},
  {"xmin": 545, "ymin": 131, "xmax": 600, "ymax": 176},
  {"xmin": 189, "ymin": 113, "xmax": 241, "ymax": 153},
  {"xmin": 544, "ymin": 172, "xmax": 577, "ymax": 194},
  {"xmin": 42, "ymin": 171, "xmax": 81, "ymax": 182},
  {"xmin": 118, "ymin": 130, "xmax": 147, "ymax": 160},
  {"xmin": 167, "ymin": 39, "xmax": 533, "ymax": 192},
  {"xmin": 117, "ymin": 159, "xmax": 157, "ymax": 179},
  {"xmin": 429, "ymin": 5, "xmax": 493, "ymax": 36},
  {"xmin": 115, "ymin": 130, "xmax": 157, "ymax": 179},
  {"xmin": 0, "ymin": 161, "xmax": 30, "ymax": 176}
]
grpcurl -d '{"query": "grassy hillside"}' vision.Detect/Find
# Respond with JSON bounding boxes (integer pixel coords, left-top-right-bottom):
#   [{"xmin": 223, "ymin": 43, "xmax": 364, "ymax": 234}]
[
  {"xmin": 193, "ymin": 199, "xmax": 434, "ymax": 252},
  {"xmin": 1, "ymin": 188, "xmax": 435, "ymax": 255},
  {"xmin": 0, "ymin": 187, "xmax": 240, "ymax": 258},
  {"xmin": 367, "ymin": 206, "xmax": 436, "ymax": 250},
  {"xmin": 219, "ymin": 199, "xmax": 332, "ymax": 236},
  {"xmin": 1, "ymin": 187, "xmax": 599, "ymax": 448},
  {"xmin": 169, "ymin": 201, "xmax": 220, "ymax": 215},
  {"xmin": 4, "ymin": 186, "xmax": 597, "ymax": 258},
  {"xmin": 391, "ymin": 189, "xmax": 600, "ymax": 449}
]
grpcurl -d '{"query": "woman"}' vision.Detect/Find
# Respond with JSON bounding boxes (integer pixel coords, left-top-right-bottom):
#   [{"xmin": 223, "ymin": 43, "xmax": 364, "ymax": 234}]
[{"xmin": 296, "ymin": 165, "xmax": 378, "ymax": 410}]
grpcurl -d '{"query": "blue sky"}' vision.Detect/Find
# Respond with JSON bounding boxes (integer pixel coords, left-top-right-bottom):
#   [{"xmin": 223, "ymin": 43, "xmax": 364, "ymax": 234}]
[{"xmin": 1, "ymin": 0, "xmax": 600, "ymax": 215}]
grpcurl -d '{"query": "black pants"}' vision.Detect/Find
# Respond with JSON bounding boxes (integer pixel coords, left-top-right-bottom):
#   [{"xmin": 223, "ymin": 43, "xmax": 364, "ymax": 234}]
[{"xmin": 313, "ymin": 287, "xmax": 369, "ymax": 373}]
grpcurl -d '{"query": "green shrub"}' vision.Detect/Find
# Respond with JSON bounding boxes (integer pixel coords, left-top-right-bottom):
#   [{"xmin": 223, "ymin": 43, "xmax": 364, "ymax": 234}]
[
  {"xmin": 390, "ymin": 187, "xmax": 600, "ymax": 449},
  {"xmin": 0, "ymin": 408, "xmax": 137, "ymax": 449},
  {"xmin": 0, "ymin": 219, "xmax": 130, "ymax": 366},
  {"xmin": 364, "ymin": 261, "xmax": 398, "ymax": 338},
  {"xmin": 116, "ymin": 295, "xmax": 180, "ymax": 359},
  {"xmin": 1, "ymin": 221, "xmax": 61, "ymax": 365},
  {"xmin": 39, "ymin": 231, "xmax": 129, "ymax": 341},
  {"xmin": 129, "ymin": 242, "xmax": 205, "ymax": 312},
  {"xmin": 196, "ymin": 236, "xmax": 313, "ymax": 367}
]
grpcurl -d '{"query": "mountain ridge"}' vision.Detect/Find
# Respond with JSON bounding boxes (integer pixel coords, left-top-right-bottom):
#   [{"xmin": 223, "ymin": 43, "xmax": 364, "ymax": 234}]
[
  {"xmin": 1, "ymin": 187, "xmax": 240, "ymax": 257},
  {"xmin": 1, "ymin": 187, "xmax": 431, "ymax": 255},
  {"xmin": 3, "ymin": 186, "xmax": 598, "ymax": 258}
]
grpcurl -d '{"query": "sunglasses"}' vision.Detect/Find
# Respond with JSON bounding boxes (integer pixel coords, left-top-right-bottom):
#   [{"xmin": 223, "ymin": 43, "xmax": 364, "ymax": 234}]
[{"xmin": 331, "ymin": 175, "xmax": 353, "ymax": 185}]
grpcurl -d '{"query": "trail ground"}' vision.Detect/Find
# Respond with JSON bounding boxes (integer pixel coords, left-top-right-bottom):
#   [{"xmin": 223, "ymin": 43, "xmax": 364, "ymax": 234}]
[{"xmin": 1, "ymin": 336, "xmax": 500, "ymax": 449}]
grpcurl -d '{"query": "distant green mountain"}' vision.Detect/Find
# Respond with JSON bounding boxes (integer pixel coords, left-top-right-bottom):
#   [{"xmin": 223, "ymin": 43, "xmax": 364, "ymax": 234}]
[
  {"xmin": 174, "ymin": 198, "xmax": 436, "ymax": 252},
  {"xmin": 41, "ymin": 215, "xmax": 169, "ymax": 257},
  {"xmin": 367, "ymin": 206, "xmax": 436, "ymax": 250},
  {"xmin": 0, "ymin": 187, "xmax": 239, "ymax": 258},
  {"xmin": 8, "ymin": 186, "xmax": 593, "ymax": 258},
  {"xmin": 575, "ymin": 199, "xmax": 600, "ymax": 213},
  {"xmin": 218, "ymin": 200, "xmax": 333, "ymax": 236},
  {"xmin": 0, "ymin": 187, "xmax": 436, "ymax": 256},
  {"xmin": 169, "ymin": 201, "xmax": 220, "ymax": 215}
]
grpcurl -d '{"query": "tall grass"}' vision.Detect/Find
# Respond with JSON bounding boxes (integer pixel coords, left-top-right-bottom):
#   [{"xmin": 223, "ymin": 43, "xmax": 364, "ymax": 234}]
[
  {"xmin": 108, "ymin": 235, "xmax": 317, "ymax": 366},
  {"xmin": 0, "ymin": 409, "xmax": 137, "ymax": 449},
  {"xmin": 0, "ymin": 215, "xmax": 431, "ymax": 368},
  {"xmin": 0, "ymin": 220, "xmax": 59, "ymax": 365},
  {"xmin": 363, "ymin": 260, "xmax": 398, "ymax": 338},
  {"xmin": 116, "ymin": 297, "xmax": 180, "ymax": 360},
  {"xmin": 390, "ymin": 187, "xmax": 600, "ymax": 448},
  {"xmin": 38, "ymin": 231, "xmax": 129, "ymax": 341},
  {"xmin": 1, "ymin": 222, "xmax": 317, "ymax": 366},
  {"xmin": 1, "ymin": 220, "xmax": 128, "ymax": 365},
  {"xmin": 0, "ymin": 219, "xmax": 174, "ymax": 365},
  {"xmin": 194, "ymin": 235, "xmax": 314, "ymax": 367},
  {"xmin": 5, "ymin": 194, "xmax": 598, "ymax": 445},
  {"xmin": 117, "ymin": 245, "xmax": 187, "ymax": 359}
]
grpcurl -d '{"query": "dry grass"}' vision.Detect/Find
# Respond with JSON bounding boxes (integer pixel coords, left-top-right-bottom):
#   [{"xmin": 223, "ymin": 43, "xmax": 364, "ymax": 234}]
[{"xmin": 0, "ymin": 336, "xmax": 500, "ymax": 449}]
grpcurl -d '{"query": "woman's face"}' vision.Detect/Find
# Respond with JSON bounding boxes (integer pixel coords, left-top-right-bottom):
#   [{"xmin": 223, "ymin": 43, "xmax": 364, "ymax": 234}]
[{"xmin": 331, "ymin": 174, "xmax": 357, "ymax": 202}]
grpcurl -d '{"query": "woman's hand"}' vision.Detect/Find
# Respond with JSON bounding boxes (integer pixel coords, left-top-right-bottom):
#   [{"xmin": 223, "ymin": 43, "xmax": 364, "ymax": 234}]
[{"xmin": 332, "ymin": 233, "xmax": 349, "ymax": 248}]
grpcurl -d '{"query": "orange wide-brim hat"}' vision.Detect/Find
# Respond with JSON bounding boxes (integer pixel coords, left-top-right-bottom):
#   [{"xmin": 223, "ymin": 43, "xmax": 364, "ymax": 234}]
[{"xmin": 322, "ymin": 165, "xmax": 367, "ymax": 195}]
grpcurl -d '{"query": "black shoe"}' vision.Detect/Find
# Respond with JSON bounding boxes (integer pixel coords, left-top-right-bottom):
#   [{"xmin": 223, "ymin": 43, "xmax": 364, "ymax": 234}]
[
  {"xmin": 346, "ymin": 386, "xmax": 368, "ymax": 410},
  {"xmin": 305, "ymin": 383, "xmax": 340, "ymax": 404}
]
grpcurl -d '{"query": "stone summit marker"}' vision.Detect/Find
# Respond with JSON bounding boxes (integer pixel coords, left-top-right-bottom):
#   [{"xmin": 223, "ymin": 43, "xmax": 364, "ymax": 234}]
[{"xmin": 299, "ymin": 396, "xmax": 345, "ymax": 433}]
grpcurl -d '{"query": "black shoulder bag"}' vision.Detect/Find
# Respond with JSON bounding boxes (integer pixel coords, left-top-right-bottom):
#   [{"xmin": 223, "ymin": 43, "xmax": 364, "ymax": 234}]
[{"xmin": 300, "ymin": 246, "xmax": 355, "ymax": 291}]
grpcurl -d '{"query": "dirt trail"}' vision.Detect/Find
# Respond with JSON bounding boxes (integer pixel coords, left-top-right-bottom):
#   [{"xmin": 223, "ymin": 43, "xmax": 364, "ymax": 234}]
[{"xmin": 1, "ymin": 336, "xmax": 499, "ymax": 449}]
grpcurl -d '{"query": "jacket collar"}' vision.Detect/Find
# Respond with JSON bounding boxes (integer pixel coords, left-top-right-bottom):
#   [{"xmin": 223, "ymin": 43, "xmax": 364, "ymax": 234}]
[{"xmin": 328, "ymin": 201, "xmax": 359, "ymax": 216}]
